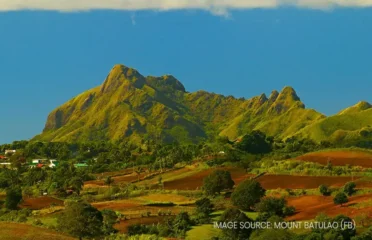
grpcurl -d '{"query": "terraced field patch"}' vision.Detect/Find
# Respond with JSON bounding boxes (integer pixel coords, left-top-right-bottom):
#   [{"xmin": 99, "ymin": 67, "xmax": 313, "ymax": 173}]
[
  {"xmin": 0, "ymin": 222, "xmax": 73, "ymax": 240},
  {"xmin": 20, "ymin": 196, "xmax": 64, "ymax": 210},
  {"xmin": 297, "ymin": 150, "xmax": 372, "ymax": 168},
  {"xmin": 286, "ymin": 193, "xmax": 372, "ymax": 221}
]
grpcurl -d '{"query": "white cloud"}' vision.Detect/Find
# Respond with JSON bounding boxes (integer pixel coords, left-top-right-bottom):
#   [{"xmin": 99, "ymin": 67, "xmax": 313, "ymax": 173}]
[{"xmin": 0, "ymin": 0, "xmax": 371, "ymax": 12}]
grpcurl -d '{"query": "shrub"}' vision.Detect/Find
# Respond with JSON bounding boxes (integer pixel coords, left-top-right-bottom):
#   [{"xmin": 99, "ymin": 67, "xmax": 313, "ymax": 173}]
[
  {"xmin": 333, "ymin": 192, "xmax": 348, "ymax": 206},
  {"xmin": 343, "ymin": 182, "xmax": 356, "ymax": 196},
  {"xmin": 231, "ymin": 179, "xmax": 265, "ymax": 211},
  {"xmin": 319, "ymin": 184, "xmax": 330, "ymax": 196},
  {"xmin": 5, "ymin": 186, "xmax": 22, "ymax": 210},
  {"xmin": 203, "ymin": 170, "xmax": 234, "ymax": 196}
]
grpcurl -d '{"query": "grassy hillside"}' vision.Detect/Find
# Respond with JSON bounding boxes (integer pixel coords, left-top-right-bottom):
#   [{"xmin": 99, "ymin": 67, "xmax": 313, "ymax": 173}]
[
  {"xmin": 34, "ymin": 64, "xmax": 372, "ymax": 144},
  {"xmin": 296, "ymin": 102, "xmax": 372, "ymax": 143}
]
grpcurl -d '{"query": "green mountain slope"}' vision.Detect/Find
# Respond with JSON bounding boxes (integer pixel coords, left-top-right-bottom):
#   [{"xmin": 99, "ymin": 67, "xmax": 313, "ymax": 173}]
[
  {"xmin": 295, "ymin": 101, "xmax": 372, "ymax": 143},
  {"xmin": 35, "ymin": 65, "xmax": 207, "ymax": 144},
  {"xmin": 34, "ymin": 64, "xmax": 372, "ymax": 144}
]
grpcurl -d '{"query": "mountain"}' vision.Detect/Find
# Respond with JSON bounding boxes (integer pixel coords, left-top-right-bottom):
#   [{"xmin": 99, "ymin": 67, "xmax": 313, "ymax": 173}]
[
  {"xmin": 294, "ymin": 101, "xmax": 372, "ymax": 143},
  {"xmin": 34, "ymin": 64, "xmax": 371, "ymax": 144}
]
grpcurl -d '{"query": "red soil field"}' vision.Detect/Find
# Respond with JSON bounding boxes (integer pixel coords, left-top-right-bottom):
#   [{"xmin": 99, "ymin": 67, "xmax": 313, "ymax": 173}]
[
  {"xmin": 85, "ymin": 172, "xmax": 147, "ymax": 187},
  {"xmin": 163, "ymin": 167, "xmax": 361, "ymax": 190},
  {"xmin": 20, "ymin": 196, "xmax": 64, "ymax": 210},
  {"xmin": 92, "ymin": 200, "xmax": 141, "ymax": 211},
  {"xmin": 93, "ymin": 168, "xmax": 134, "ymax": 178},
  {"xmin": 163, "ymin": 167, "xmax": 251, "ymax": 190},
  {"xmin": 257, "ymin": 175, "xmax": 358, "ymax": 189},
  {"xmin": 93, "ymin": 200, "xmax": 194, "ymax": 217},
  {"xmin": 297, "ymin": 151, "xmax": 372, "ymax": 168},
  {"xmin": 0, "ymin": 222, "xmax": 74, "ymax": 240},
  {"xmin": 286, "ymin": 194, "xmax": 372, "ymax": 221}
]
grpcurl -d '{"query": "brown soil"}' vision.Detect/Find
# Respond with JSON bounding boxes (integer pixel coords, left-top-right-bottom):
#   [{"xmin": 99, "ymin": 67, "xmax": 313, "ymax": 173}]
[
  {"xmin": 286, "ymin": 193, "xmax": 372, "ymax": 221},
  {"xmin": 0, "ymin": 222, "xmax": 74, "ymax": 240},
  {"xmin": 163, "ymin": 168, "xmax": 360, "ymax": 190},
  {"xmin": 163, "ymin": 167, "xmax": 251, "ymax": 190},
  {"xmin": 297, "ymin": 151, "xmax": 372, "ymax": 168},
  {"xmin": 92, "ymin": 200, "xmax": 141, "ymax": 211},
  {"xmin": 20, "ymin": 196, "xmax": 64, "ymax": 210},
  {"xmin": 257, "ymin": 175, "xmax": 359, "ymax": 189}
]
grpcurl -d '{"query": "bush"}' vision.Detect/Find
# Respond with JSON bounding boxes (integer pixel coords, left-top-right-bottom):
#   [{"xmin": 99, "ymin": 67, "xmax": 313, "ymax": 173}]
[
  {"xmin": 333, "ymin": 192, "xmax": 348, "ymax": 206},
  {"xmin": 231, "ymin": 179, "xmax": 265, "ymax": 211},
  {"xmin": 254, "ymin": 197, "xmax": 295, "ymax": 218},
  {"xmin": 282, "ymin": 206, "xmax": 296, "ymax": 216},
  {"xmin": 5, "ymin": 186, "xmax": 23, "ymax": 210},
  {"xmin": 203, "ymin": 170, "xmax": 235, "ymax": 196},
  {"xmin": 343, "ymin": 182, "xmax": 356, "ymax": 196},
  {"xmin": 319, "ymin": 184, "xmax": 330, "ymax": 196},
  {"xmin": 218, "ymin": 208, "xmax": 254, "ymax": 240},
  {"xmin": 195, "ymin": 197, "xmax": 214, "ymax": 223}
]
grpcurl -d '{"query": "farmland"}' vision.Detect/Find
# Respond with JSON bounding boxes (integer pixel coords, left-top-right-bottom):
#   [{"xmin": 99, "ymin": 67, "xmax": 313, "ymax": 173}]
[
  {"xmin": 1, "ymin": 139, "xmax": 372, "ymax": 240},
  {"xmin": 297, "ymin": 149, "xmax": 372, "ymax": 168},
  {"xmin": 286, "ymin": 193, "xmax": 372, "ymax": 222},
  {"xmin": 20, "ymin": 197, "xmax": 64, "ymax": 210},
  {"xmin": 163, "ymin": 169, "xmax": 363, "ymax": 190},
  {"xmin": 0, "ymin": 222, "xmax": 74, "ymax": 240}
]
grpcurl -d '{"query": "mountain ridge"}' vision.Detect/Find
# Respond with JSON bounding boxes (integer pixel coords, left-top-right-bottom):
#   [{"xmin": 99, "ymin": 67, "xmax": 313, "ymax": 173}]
[{"xmin": 34, "ymin": 64, "xmax": 371, "ymax": 144}]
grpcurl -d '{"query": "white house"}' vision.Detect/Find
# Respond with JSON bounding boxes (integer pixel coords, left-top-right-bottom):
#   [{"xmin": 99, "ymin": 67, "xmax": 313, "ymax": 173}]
[
  {"xmin": 31, "ymin": 159, "xmax": 58, "ymax": 168},
  {"xmin": 49, "ymin": 160, "xmax": 58, "ymax": 168}
]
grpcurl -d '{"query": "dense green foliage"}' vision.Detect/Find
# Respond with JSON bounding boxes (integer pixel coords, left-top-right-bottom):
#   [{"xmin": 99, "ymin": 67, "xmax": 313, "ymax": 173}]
[
  {"xmin": 203, "ymin": 170, "xmax": 235, "ymax": 196},
  {"xmin": 333, "ymin": 192, "xmax": 348, "ymax": 206},
  {"xmin": 57, "ymin": 200, "xmax": 104, "ymax": 239},
  {"xmin": 319, "ymin": 184, "xmax": 331, "ymax": 196},
  {"xmin": 127, "ymin": 211, "xmax": 193, "ymax": 238},
  {"xmin": 218, "ymin": 208, "xmax": 254, "ymax": 240},
  {"xmin": 343, "ymin": 182, "xmax": 357, "ymax": 196},
  {"xmin": 254, "ymin": 197, "xmax": 295, "ymax": 218},
  {"xmin": 5, "ymin": 186, "xmax": 22, "ymax": 210},
  {"xmin": 194, "ymin": 197, "xmax": 214, "ymax": 223},
  {"xmin": 237, "ymin": 131, "xmax": 272, "ymax": 154},
  {"xmin": 231, "ymin": 180, "xmax": 266, "ymax": 211}
]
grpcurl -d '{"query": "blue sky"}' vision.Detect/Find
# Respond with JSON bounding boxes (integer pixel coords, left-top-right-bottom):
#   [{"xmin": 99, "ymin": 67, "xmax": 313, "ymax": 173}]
[{"xmin": 0, "ymin": 1, "xmax": 372, "ymax": 144}]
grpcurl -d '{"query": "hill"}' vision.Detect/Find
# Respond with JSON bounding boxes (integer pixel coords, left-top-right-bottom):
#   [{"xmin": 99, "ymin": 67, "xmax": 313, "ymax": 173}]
[
  {"xmin": 295, "ymin": 101, "xmax": 372, "ymax": 143},
  {"xmin": 34, "ymin": 64, "xmax": 372, "ymax": 144}
]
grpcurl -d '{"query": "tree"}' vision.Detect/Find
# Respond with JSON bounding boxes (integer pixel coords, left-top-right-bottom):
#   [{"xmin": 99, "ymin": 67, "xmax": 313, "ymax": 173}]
[
  {"xmin": 134, "ymin": 167, "xmax": 142, "ymax": 182},
  {"xmin": 218, "ymin": 208, "xmax": 254, "ymax": 240},
  {"xmin": 5, "ymin": 186, "xmax": 23, "ymax": 210},
  {"xmin": 203, "ymin": 170, "xmax": 234, "ymax": 196},
  {"xmin": 237, "ymin": 131, "xmax": 272, "ymax": 154},
  {"xmin": 231, "ymin": 179, "xmax": 266, "ymax": 211},
  {"xmin": 254, "ymin": 197, "xmax": 295, "ymax": 217},
  {"xmin": 195, "ymin": 197, "xmax": 214, "ymax": 223},
  {"xmin": 104, "ymin": 176, "xmax": 114, "ymax": 187},
  {"xmin": 57, "ymin": 200, "xmax": 103, "ymax": 240},
  {"xmin": 343, "ymin": 182, "xmax": 356, "ymax": 196},
  {"xmin": 351, "ymin": 227, "xmax": 372, "ymax": 240},
  {"xmin": 332, "ymin": 215, "xmax": 356, "ymax": 240},
  {"xmin": 173, "ymin": 211, "xmax": 193, "ymax": 237},
  {"xmin": 68, "ymin": 177, "xmax": 84, "ymax": 195},
  {"xmin": 319, "ymin": 184, "xmax": 330, "ymax": 196},
  {"xmin": 9, "ymin": 151, "xmax": 26, "ymax": 170},
  {"xmin": 333, "ymin": 192, "xmax": 348, "ymax": 206},
  {"xmin": 101, "ymin": 209, "xmax": 118, "ymax": 235}
]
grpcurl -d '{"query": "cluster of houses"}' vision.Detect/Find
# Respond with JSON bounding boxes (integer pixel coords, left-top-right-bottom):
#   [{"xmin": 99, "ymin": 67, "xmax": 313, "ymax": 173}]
[
  {"xmin": 0, "ymin": 149, "xmax": 88, "ymax": 169},
  {"xmin": 29, "ymin": 159, "xmax": 59, "ymax": 168}
]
